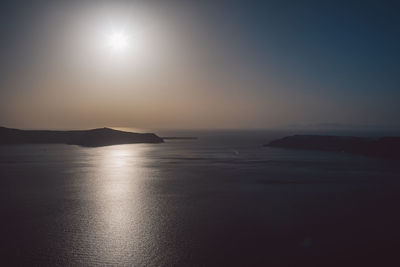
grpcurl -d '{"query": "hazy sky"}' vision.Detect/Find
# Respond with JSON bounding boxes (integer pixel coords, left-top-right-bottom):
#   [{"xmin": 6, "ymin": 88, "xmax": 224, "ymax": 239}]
[{"xmin": 1, "ymin": 0, "xmax": 399, "ymax": 130}]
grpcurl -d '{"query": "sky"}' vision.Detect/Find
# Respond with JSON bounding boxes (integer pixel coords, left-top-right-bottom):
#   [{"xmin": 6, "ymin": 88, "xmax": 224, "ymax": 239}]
[{"xmin": 0, "ymin": 0, "xmax": 399, "ymax": 130}]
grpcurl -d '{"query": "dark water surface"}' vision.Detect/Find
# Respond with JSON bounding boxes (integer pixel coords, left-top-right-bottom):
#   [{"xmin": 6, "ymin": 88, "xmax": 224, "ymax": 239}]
[{"xmin": 1, "ymin": 131, "xmax": 400, "ymax": 266}]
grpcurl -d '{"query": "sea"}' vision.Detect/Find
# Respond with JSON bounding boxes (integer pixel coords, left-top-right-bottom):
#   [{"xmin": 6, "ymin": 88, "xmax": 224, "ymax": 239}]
[{"xmin": 1, "ymin": 130, "xmax": 400, "ymax": 266}]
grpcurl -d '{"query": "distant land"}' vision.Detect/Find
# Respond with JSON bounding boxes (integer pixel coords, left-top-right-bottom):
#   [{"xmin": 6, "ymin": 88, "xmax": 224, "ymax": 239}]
[
  {"xmin": 0, "ymin": 126, "xmax": 163, "ymax": 147},
  {"xmin": 266, "ymin": 135, "xmax": 400, "ymax": 159},
  {"xmin": 162, "ymin": 137, "xmax": 198, "ymax": 140}
]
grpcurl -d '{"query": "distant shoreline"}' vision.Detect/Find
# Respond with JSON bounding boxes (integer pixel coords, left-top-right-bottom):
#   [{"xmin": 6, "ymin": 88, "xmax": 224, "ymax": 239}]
[
  {"xmin": 266, "ymin": 135, "xmax": 400, "ymax": 159},
  {"xmin": 162, "ymin": 137, "xmax": 198, "ymax": 140},
  {"xmin": 0, "ymin": 126, "xmax": 163, "ymax": 147}
]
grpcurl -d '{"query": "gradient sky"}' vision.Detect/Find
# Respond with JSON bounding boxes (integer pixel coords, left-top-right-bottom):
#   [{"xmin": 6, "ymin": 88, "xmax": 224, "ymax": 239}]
[{"xmin": 1, "ymin": 0, "xmax": 399, "ymax": 130}]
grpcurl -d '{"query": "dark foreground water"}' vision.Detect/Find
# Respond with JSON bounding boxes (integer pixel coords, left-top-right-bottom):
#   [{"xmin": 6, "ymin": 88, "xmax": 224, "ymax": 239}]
[{"xmin": 1, "ymin": 131, "xmax": 400, "ymax": 266}]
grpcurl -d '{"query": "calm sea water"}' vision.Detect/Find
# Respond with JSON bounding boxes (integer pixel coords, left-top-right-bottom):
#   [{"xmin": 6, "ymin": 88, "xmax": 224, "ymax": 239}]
[{"xmin": 1, "ymin": 131, "xmax": 400, "ymax": 266}]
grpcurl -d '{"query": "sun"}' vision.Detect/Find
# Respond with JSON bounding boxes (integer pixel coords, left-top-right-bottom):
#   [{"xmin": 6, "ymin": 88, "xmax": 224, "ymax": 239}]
[{"xmin": 106, "ymin": 31, "xmax": 129, "ymax": 52}]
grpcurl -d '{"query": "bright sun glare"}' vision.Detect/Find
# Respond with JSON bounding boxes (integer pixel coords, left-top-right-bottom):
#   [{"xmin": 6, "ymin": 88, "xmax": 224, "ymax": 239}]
[{"xmin": 106, "ymin": 31, "xmax": 129, "ymax": 52}]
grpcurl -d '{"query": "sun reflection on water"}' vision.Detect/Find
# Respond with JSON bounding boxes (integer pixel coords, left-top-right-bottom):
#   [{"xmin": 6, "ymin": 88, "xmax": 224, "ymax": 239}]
[
  {"xmin": 83, "ymin": 144, "xmax": 156, "ymax": 265},
  {"xmin": 98, "ymin": 146, "xmax": 138, "ymax": 228}
]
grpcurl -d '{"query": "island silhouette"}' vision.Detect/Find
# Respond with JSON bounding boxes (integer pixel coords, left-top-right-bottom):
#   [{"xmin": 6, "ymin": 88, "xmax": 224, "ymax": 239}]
[
  {"xmin": 266, "ymin": 135, "xmax": 400, "ymax": 159},
  {"xmin": 0, "ymin": 126, "xmax": 163, "ymax": 147}
]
